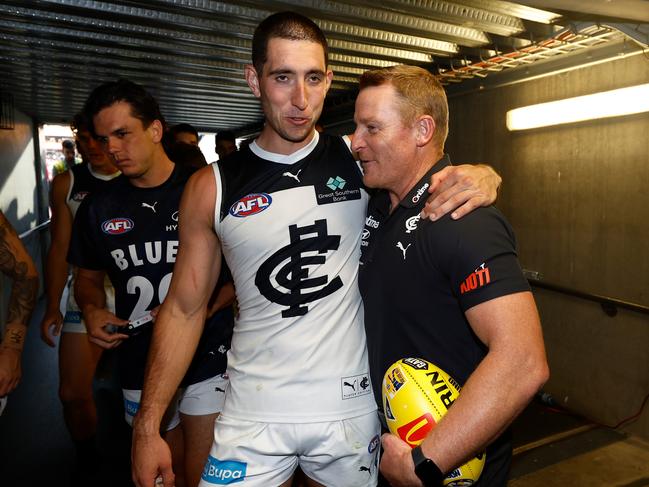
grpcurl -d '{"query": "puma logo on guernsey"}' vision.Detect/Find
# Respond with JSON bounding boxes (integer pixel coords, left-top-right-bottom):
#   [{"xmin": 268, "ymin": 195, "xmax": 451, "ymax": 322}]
[
  {"xmin": 141, "ymin": 201, "xmax": 158, "ymax": 213},
  {"xmin": 396, "ymin": 242, "xmax": 411, "ymax": 260},
  {"xmin": 344, "ymin": 380, "xmax": 356, "ymax": 391},
  {"xmin": 282, "ymin": 169, "xmax": 302, "ymax": 183}
]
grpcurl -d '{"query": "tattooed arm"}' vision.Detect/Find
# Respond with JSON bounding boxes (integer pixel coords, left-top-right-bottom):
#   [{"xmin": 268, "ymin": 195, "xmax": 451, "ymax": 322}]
[{"xmin": 0, "ymin": 211, "xmax": 39, "ymax": 396}]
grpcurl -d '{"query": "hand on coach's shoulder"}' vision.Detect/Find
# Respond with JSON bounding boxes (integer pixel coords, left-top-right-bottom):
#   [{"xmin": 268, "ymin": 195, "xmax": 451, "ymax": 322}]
[{"xmin": 421, "ymin": 164, "xmax": 501, "ymax": 222}]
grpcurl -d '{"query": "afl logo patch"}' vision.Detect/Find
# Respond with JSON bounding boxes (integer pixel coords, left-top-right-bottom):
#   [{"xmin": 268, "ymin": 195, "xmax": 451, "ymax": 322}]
[
  {"xmin": 229, "ymin": 193, "xmax": 272, "ymax": 218},
  {"xmin": 101, "ymin": 218, "xmax": 134, "ymax": 235}
]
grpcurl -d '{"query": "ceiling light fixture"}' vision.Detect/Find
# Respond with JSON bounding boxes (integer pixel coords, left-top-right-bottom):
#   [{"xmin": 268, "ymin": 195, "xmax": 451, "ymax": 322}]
[{"xmin": 506, "ymin": 83, "xmax": 649, "ymax": 131}]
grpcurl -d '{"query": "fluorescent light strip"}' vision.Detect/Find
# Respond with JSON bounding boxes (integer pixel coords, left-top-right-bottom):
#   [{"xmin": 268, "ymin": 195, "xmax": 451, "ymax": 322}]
[{"xmin": 506, "ymin": 83, "xmax": 649, "ymax": 131}]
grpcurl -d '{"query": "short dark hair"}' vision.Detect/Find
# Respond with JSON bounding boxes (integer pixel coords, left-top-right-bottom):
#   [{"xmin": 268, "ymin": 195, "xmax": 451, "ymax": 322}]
[
  {"xmin": 62, "ymin": 139, "xmax": 75, "ymax": 150},
  {"xmin": 214, "ymin": 130, "xmax": 235, "ymax": 144},
  {"xmin": 166, "ymin": 142, "xmax": 207, "ymax": 170},
  {"xmin": 83, "ymin": 78, "xmax": 166, "ymax": 134},
  {"xmin": 169, "ymin": 123, "xmax": 198, "ymax": 140},
  {"xmin": 70, "ymin": 112, "xmax": 90, "ymax": 134},
  {"xmin": 252, "ymin": 11, "xmax": 328, "ymax": 74}
]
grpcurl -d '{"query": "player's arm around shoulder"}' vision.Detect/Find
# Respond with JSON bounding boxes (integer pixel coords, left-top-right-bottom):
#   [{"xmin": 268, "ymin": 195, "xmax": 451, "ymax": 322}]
[
  {"xmin": 41, "ymin": 171, "xmax": 73, "ymax": 346},
  {"xmin": 421, "ymin": 163, "xmax": 501, "ymax": 222},
  {"xmin": 132, "ymin": 166, "xmax": 222, "ymax": 487}
]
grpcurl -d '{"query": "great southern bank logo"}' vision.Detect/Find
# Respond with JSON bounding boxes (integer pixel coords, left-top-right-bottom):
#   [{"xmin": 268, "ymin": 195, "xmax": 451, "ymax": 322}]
[
  {"xmin": 102, "ymin": 218, "xmax": 134, "ymax": 235},
  {"xmin": 229, "ymin": 193, "xmax": 272, "ymax": 218},
  {"xmin": 326, "ymin": 176, "xmax": 346, "ymax": 191},
  {"xmin": 202, "ymin": 456, "xmax": 246, "ymax": 484}
]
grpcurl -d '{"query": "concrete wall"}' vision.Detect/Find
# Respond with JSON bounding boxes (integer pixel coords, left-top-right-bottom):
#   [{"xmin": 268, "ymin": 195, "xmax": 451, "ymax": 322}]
[
  {"xmin": 0, "ymin": 108, "xmax": 45, "ymax": 333},
  {"xmin": 445, "ymin": 53, "xmax": 649, "ymax": 438}
]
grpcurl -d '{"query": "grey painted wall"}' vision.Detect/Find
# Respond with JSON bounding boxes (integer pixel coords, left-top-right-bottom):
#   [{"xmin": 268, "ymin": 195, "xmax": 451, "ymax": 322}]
[
  {"xmin": 0, "ymin": 108, "xmax": 45, "ymax": 335},
  {"xmin": 445, "ymin": 53, "xmax": 649, "ymax": 438}
]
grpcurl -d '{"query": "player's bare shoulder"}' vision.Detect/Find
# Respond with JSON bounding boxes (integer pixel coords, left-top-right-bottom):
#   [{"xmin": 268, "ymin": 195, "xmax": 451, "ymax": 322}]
[{"xmin": 180, "ymin": 164, "xmax": 218, "ymax": 228}]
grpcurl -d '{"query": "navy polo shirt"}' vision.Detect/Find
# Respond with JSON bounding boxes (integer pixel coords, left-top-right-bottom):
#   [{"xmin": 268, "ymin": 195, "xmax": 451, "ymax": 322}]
[
  {"xmin": 359, "ymin": 155, "xmax": 530, "ymax": 484},
  {"xmin": 359, "ymin": 154, "xmax": 530, "ymax": 403}
]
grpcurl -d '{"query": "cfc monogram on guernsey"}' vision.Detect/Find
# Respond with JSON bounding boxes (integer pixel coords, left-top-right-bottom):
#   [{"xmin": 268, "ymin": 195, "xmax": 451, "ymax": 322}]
[
  {"xmin": 255, "ymin": 219, "xmax": 342, "ymax": 317},
  {"xmin": 212, "ymin": 132, "xmax": 377, "ymax": 423}
]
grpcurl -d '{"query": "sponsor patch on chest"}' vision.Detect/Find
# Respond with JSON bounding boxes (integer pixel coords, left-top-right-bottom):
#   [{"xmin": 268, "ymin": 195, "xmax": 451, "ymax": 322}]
[{"xmin": 316, "ymin": 175, "xmax": 361, "ymax": 205}]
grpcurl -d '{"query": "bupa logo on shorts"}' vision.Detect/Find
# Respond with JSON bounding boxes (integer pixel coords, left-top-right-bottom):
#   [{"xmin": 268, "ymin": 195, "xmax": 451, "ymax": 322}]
[
  {"xmin": 202, "ymin": 455, "xmax": 246, "ymax": 484},
  {"xmin": 63, "ymin": 311, "xmax": 81, "ymax": 324},
  {"xmin": 368, "ymin": 434, "xmax": 380, "ymax": 454},
  {"xmin": 229, "ymin": 193, "xmax": 272, "ymax": 218},
  {"xmin": 124, "ymin": 398, "xmax": 139, "ymax": 417},
  {"xmin": 102, "ymin": 217, "xmax": 134, "ymax": 235}
]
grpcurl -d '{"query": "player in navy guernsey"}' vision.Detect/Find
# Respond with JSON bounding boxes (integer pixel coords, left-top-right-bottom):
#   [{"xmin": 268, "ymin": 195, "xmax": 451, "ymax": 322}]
[
  {"xmin": 68, "ymin": 79, "xmax": 232, "ymax": 487},
  {"xmin": 354, "ymin": 65, "xmax": 549, "ymax": 487},
  {"xmin": 131, "ymin": 12, "xmax": 504, "ymax": 487},
  {"xmin": 40, "ymin": 111, "xmax": 120, "ymax": 478}
]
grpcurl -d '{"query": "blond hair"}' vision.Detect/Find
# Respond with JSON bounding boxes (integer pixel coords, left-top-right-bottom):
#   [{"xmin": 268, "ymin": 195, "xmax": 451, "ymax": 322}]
[{"xmin": 359, "ymin": 65, "xmax": 449, "ymax": 149}]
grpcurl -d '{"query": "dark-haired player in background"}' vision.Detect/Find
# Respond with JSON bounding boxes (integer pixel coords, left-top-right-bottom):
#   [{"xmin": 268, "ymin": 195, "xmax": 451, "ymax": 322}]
[
  {"xmin": 40, "ymin": 111, "xmax": 121, "ymax": 479},
  {"xmin": 69, "ymin": 79, "xmax": 231, "ymax": 487}
]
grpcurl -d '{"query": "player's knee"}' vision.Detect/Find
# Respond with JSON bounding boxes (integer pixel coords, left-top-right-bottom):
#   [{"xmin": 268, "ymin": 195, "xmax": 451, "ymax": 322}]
[{"xmin": 59, "ymin": 382, "xmax": 93, "ymax": 404}]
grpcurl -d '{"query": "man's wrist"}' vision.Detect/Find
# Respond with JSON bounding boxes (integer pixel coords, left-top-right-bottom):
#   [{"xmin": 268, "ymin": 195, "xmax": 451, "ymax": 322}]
[
  {"xmin": 412, "ymin": 445, "xmax": 444, "ymax": 486},
  {"xmin": 1, "ymin": 323, "xmax": 27, "ymax": 351}
]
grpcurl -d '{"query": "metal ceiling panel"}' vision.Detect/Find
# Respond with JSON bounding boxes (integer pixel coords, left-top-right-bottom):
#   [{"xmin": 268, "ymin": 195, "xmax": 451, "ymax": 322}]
[{"xmin": 0, "ymin": 0, "xmax": 642, "ymax": 132}]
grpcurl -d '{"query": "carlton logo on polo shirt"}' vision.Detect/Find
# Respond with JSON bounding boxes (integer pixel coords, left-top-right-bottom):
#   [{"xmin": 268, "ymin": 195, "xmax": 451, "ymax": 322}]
[
  {"xmin": 101, "ymin": 217, "xmax": 134, "ymax": 235},
  {"xmin": 202, "ymin": 456, "xmax": 247, "ymax": 484},
  {"xmin": 229, "ymin": 193, "xmax": 272, "ymax": 218}
]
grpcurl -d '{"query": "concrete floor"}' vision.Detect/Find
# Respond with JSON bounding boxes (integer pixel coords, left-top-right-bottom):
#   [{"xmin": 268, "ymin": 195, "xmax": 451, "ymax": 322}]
[
  {"xmin": 511, "ymin": 429, "xmax": 649, "ymax": 486},
  {"xmin": 1, "ymin": 299, "xmax": 649, "ymax": 486}
]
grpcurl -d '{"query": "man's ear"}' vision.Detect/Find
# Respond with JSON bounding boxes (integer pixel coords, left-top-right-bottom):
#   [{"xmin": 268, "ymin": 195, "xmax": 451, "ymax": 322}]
[
  {"xmin": 415, "ymin": 115, "xmax": 436, "ymax": 147},
  {"xmin": 324, "ymin": 69, "xmax": 334, "ymax": 94},
  {"xmin": 150, "ymin": 119, "xmax": 164, "ymax": 143},
  {"xmin": 245, "ymin": 64, "xmax": 261, "ymax": 98}
]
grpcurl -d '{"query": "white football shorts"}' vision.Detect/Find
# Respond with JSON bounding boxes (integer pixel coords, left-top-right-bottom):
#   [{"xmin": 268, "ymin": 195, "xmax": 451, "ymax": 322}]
[
  {"xmin": 123, "ymin": 373, "xmax": 228, "ymax": 430},
  {"xmin": 198, "ymin": 411, "xmax": 381, "ymax": 486}
]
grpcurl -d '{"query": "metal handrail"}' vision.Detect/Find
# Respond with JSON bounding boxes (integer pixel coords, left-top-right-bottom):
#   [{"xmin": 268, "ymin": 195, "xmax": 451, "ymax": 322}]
[{"xmin": 528, "ymin": 278, "xmax": 649, "ymax": 316}]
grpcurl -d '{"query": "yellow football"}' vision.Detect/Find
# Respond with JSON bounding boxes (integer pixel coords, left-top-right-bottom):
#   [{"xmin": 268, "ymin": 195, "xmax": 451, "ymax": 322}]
[{"xmin": 382, "ymin": 358, "xmax": 485, "ymax": 486}]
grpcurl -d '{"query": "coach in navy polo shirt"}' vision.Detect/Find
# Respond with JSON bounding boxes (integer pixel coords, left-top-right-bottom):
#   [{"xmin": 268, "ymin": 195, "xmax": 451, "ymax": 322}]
[{"xmin": 353, "ymin": 65, "xmax": 549, "ymax": 487}]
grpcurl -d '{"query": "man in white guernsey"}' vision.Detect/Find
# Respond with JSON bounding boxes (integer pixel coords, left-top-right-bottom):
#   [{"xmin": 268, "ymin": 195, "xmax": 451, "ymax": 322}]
[
  {"xmin": 131, "ymin": 11, "xmax": 501, "ymax": 487},
  {"xmin": 40, "ymin": 111, "xmax": 120, "ymax": 480}
]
